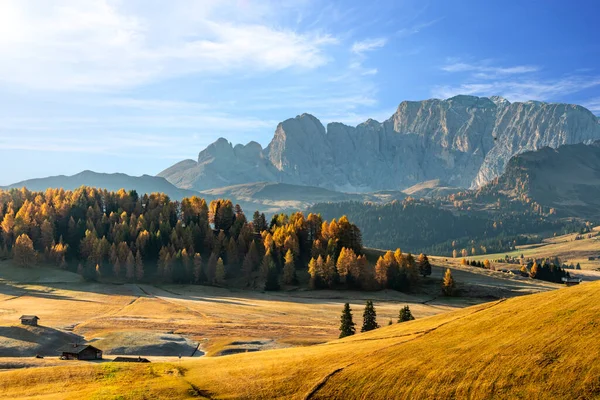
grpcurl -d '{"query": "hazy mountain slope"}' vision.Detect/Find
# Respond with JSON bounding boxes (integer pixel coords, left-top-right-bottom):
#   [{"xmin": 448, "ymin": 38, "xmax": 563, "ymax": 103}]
[
  {"xmin": 2, "ymin": 282, "xmax": 598, "ymax": 399},
  {"xmin": 160, "ymin": 95, "xmax": 600, "ymax": 192},
  {"xmin": 484, "ymin": 141, "xmax": 600, "ymax": 217},
  {"xmin": 3, "ymin": 170, "xmax": 198, "ymax": 201},
  {"xmin": 402, "ymin": 179, "xmax": 461, "ymax": 199},
  {"xmin": 198, "ymin": 181, "xmax": 395, "ymax": 214}
]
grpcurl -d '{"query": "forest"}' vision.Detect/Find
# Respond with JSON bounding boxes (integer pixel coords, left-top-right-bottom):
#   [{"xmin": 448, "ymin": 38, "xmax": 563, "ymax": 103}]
[
  {"xmin": 0, "ymin": 187, "xmax": 387, "ymax": 291},
  {"xmin": 309, "ymin": 198, "xmax": 584, "ymax": 256}
]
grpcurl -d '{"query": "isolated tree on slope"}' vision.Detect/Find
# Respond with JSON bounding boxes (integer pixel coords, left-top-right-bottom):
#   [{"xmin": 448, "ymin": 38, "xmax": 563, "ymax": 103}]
[
  {"xmin": 398, "ymin": 305, "xmax": 415, "ymax": 322},
  {"xmin": 417, "ymin": 253, "xmax": 432, "ymax": 278},
  {"xmin": 339, "ymin": 303, "xmax": 356, "ymax": 338},
  {"xmin": 361, "ymin": 300, "xmax": 379, "ymax": 332},
  {"xmin": 442, "ymin": 269, "xmax": 456, "ymax": 296}
]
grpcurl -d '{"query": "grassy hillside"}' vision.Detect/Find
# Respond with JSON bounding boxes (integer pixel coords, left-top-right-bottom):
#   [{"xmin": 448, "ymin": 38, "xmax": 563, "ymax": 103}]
[{"xmin": 1, "ymin": 282, "xmax": 599, "ymax": 399}]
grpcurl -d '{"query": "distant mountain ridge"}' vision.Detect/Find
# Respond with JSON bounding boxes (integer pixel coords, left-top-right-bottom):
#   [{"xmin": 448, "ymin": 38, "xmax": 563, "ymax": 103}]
[
  {"xmin": 482, "ymin": 141, "xmax": 600, "ymax": 217},
  {"xmin": 159, "ymin": 95, "xmax": 600, "ymax": 192},
  {"xmin": 2, "ymin": 170, "xmax": 197, "ymax": 201}
]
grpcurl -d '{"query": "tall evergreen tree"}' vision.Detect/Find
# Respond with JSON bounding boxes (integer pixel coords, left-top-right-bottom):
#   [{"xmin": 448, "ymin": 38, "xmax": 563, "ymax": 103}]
[
  {"xmin": 339, "ymin": 303, "xmax": 356, "ymax": 338},
  {"xmin": 398, "ymin": 305, "xmax": 415, "ymax": 322},
  {"xmin": 417, "ymin": 253, "xmax": 432, "ymax": 277},
  {"xmin": 361, "ymin": 300, "xmax": 379, "ymax": 332}
]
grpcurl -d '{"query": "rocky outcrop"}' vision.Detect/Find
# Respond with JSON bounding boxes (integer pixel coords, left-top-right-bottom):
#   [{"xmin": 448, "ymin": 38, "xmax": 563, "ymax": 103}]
[{"xmin": 158, "ymin": 95, "xmax": 600, "ymax": 192}]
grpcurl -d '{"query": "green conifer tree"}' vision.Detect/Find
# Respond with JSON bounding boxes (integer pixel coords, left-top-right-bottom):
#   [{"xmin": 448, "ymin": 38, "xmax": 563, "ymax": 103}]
[
  {"xmin": 339, "ymin": 303, "xmax": 356, "ymax": 338},
  {"xmin": 398, "ymin": 305, "xmax": 415, "ymax": 322},
  {"xmin": 361, "ymin": 300, "xmax": 379, "ymax": 332}
]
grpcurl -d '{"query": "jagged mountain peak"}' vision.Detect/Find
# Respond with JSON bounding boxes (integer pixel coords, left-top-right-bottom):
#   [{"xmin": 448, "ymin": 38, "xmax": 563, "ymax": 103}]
[{"xmin": 158, "ymin": 95, "xmax": 600, "ymax": 192}]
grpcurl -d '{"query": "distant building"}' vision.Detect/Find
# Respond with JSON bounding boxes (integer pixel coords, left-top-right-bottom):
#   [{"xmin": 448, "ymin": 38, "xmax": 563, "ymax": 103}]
[
  {"xmin": 113, "ymin": 356, "xmax": 150, "ymax": 363},
  {"xmin": 58, "ymin": 344, "xmax": 103, "ymax": 360},
  {"xmin": 19, "ymin": 315, "xmax": 39, "ymax": 326},
  {"xmin": 561, "ymin": 277, "xmax": 582, "ymax": 286}
]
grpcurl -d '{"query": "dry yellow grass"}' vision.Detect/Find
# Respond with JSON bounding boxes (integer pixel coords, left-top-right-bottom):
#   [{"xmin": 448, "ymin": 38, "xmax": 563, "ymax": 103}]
[
  {"xmin": 0, "ymin": 260, "xmax": 468, "ymax": 356},
  {"xmin": 1, "ymin": 281, "xmax": 599, "ymax": 399},
  {"xmin": 467, "ymin": 226, "xmax": 600, "ymax": 271}
]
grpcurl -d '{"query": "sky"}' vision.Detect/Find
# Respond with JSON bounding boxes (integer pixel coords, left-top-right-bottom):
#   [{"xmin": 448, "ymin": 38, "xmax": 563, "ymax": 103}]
[{"xmin": 0, "ymin": 0, "xmax": 599, "ymax": 184}]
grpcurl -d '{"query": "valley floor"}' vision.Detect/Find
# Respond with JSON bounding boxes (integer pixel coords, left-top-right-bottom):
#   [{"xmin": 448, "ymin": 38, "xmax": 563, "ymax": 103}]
[
  {"xmin": 0, "ymin": 280, "xmax": 598, "ymax": 399},
  {"xmin": 0, "ymin": 254, "xmax": 560, "ymax": 360}
]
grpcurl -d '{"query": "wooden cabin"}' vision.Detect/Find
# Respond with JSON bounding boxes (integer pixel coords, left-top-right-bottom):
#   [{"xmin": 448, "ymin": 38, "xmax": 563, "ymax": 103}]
[
  {"xmin": 20, "ymin": 315, "xmax": 39, "ymax": 326},
  {"xmin": 58, "ymin": 344, "xmax": 103, "ymax": 360}
]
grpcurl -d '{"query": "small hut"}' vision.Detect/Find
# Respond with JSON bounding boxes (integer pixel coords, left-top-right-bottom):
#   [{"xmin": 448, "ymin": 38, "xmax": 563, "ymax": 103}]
[
  {"xmin": 20, "ymin": 315, "xmax": 40, "ymax": 326},
  {"xmin": 58, "ymin": 343, "xmax": 103, "ymax": 360}
]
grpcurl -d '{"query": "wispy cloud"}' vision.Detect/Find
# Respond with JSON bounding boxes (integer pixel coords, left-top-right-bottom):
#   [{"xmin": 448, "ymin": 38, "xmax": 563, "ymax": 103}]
[
  {"xmin": 434, "ymin": 57, "xmax": 600, "ymax": 102},
  {"xmin": 432, "ymin": 75, "xmax": 600, "ymax": 102},
  {"xmin": 396, "ymin": 18, "xmax": 444, "ymax": 38},
  {"xmin": 582, "ymin": 98, "xmax": 600, "ymax": 114},
  {"xmin": 0, "ymin": 0, "xmax": 338, "ymax": 91},
  {"xmin": 441, "ymin": 62, "xmax": 539, "ymax": 76},
  {"xmin": 351, "ymin": 37, "xmax": 387, "ymax": 55}
]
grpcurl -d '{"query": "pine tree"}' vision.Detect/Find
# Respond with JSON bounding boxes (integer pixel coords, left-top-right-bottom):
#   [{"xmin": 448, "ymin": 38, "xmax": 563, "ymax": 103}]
[
  {"xmin": 282, "ymin": 249, "xmax": 296, "ymax": 285},
  {"xmin": 135, "ymin": 250, "xmax": 144, "ymax": 281},
  {"xmin": 417, "ymin": 253, "xmax": 432, "ymax": 277},
  {"xmin": 260, "ymin": 251, "xmax": 273, "ymax": 282},
  {"xmin": 264, "ymin": 259, "xmax": 280, "ymax": 291},
  {"xmin": 529, "ymin": 261, "xmax": 539, "ymax": 279},
  {"xmin": 125, "ymin": 251, "xmax": 135, "ymax": 281},
  {"xmin": 323, "ymin": 255, "xmax": 336, "ymax": 288},
  {"xmin": 308, "ymin": 257, "xmax": 318, "ymax": 288},
  {"xmin": 361, "ymin": 300, "xmax": 379, "ymax": 332},
  {"xmin": 375, "ymin": 256, "xmax": 388, "ymax": 287},
  {"xmin": 483, "ymin": 259, "xmax": 491, "ymax": 269},
  {"xmin": 193, "ymin": 253, "xmax": 203, "ymax": 283},
  {"xmin": 442, "ymin": 268, "xmax": 456, "ymax": 296},
  {"xmin": 206, "ymin": 252, "xmax": 217, "ymax": 283},
  {"xmin": 339, "ymin": 303, "xmax": 355, "ymax": 338},
  {"xmin": 398, "ymin": 305, "xmax": 415, "ymax": 322},
  {"xmin": 215, "ymin": 257, "xmax": 226, "ymax": 284},
  {"xmin": 226, "ymin": 237, "xmax": 239, "ymax": 266},
  {"xmin": 14, "ymin": 233, "xmax": 36, "ymax": 267},
  {"xmin": 336, "ymin": 247, "xmax": 351, "ymax": 283}
]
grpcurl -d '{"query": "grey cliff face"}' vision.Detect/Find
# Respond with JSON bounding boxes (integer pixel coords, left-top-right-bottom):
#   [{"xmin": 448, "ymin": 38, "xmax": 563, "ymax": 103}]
[{"xmin": 158, "ymin": 95, "xmax": 600, "ymax": 192}]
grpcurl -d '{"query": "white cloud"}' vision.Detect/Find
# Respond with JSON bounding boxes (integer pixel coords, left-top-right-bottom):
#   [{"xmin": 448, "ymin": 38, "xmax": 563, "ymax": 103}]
[
  {"xmin": 582, "ymin": 98, "xmax": 600, "ymax": 114},
  {"xmin": 441, "ymin": 61, "xmax": 539, "ymax": 76},
  {"xmin": 0, "ymin": 0, "xmax": 338, "ymax": 91},
  {"xmin": 396, "ymin": 18, "xmax": 443, "ymax": 38},
  {"xmin": 351, "ymin": 37, "xmax": 387, "ymax": 55},
  {"xmin": 432, "ymin": 76, "xmax": 600, "ymax": 102}
]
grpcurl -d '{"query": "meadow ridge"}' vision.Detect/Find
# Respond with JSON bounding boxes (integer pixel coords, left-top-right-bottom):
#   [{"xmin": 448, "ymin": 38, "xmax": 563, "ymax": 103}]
[{"xmin": 0, "ymin": 280, "xmax": 598, "ymax": 399}]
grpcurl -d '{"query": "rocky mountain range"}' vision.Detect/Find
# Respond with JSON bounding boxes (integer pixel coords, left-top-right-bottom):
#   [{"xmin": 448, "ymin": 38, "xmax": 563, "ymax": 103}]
[
  {"xmin": 159, "ymin": 95, "xmax": 600, "ymax": 192},
  {"xmin": 485, "ymin": 141, "xmax": 600, "ymax": 218}
]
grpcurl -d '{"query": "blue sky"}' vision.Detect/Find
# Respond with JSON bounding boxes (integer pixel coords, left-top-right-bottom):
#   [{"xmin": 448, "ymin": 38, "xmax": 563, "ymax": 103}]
[{"xmin": 0, "ymin": 0, "xmax": 599, "ymax": 184}]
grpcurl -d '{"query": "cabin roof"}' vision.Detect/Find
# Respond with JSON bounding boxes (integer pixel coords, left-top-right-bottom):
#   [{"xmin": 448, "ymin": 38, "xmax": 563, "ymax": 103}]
[
  {"xmin": 57, "ymin": 343, "xmax": 101, "ymax": 354},
  {"xmin": 19, "ymin": 315, "xmax": 39, "ymax": 320}
]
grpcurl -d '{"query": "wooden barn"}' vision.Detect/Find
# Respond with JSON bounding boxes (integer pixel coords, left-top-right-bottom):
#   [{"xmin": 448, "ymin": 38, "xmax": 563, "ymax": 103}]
[
  {"xmin": 58, "ymin": 344, "xmax": 103, "ymax": 360},
  {"xmin": 19, "ymin": 315, "xmax": 39, "ymax": 326}
]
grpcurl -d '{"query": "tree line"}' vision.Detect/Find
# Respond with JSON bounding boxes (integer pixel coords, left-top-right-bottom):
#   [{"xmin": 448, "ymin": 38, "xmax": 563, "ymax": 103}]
[
  {"xmin": 308, "ymin": 198, "xmax": 583, "ymax": 257},
  {"xmin": 0, "ymin": 186, "xmax": 375, "ymax": 291}
]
